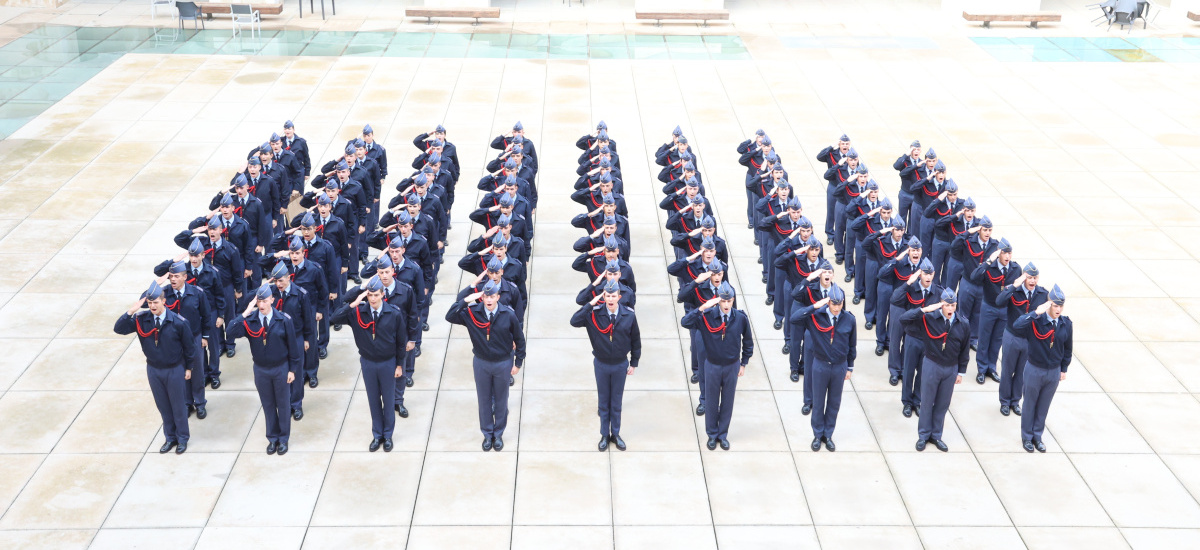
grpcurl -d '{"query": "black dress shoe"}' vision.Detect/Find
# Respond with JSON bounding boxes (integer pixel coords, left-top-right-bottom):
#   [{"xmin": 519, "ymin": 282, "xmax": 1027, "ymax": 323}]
[
  {"xmin": 748, "ymin": 223, "xmax": 754, "ymax": 229},
  {"xmin": 835, "ymin": 257, "xmax": 844, "ymax": 265},
  {"xmin": 611, "ymin": 434, "xmax": 626, "ymax": 451},
  {"xmin": 696, "ymin": 403, "xmax": 705, "ymax": 416},
  {"xmin": 802, "ymin": 404, "xmax": 812, "ymax": 415},
  {"xmin": 826, "ymin": 237, "xmax": 834, "ymax": 245},
  {"xmin": 422, "ymin": 322, "xmax": 430, "ymax": 331},
  {"xmin": 414, "ymin": 348, "xmax": 422, "ymax": 358},
  {"xmin": 719, "ymin": 439, "xmax": 730, "ymax": 450},
  {"xmin": 773, "ymin": 320, "xmax": 782, "ymax": 330},
  {"xmin": 970, "ymin": 342, "xmax": 978, "ymax": 352},
  {"xmin": 293, "ymin": 408, "xmax": 303, "ymax": 421},
  {"xmin": 853, "ymin": 296, "xmax": 862, "ymax": 305},
  {"xmin": 159, "ymin": 441, "xmax": 177, "ymax": 454},
  {"xmin": 268, "ymin": 441, "xmax": 278, "ymax": 454},
  {"xmin": 509, "ymin": 375, "xmax": 515, "ymax": 386},
  {"xmin": 277, "ymin": 442, "xmax": 288, "ymax": 455},
  {"xmin": 482, "ymin": 437, "xmax": 493, "ymax": 452},
  {"xmin": 757, "ymin": 257, "xmax": 763, "ymax": 264},
  {"xmin": 318, "ymin": 348, "xmax": 328, "ymax": 360},
  {"xmin": 903, "ymin": 404, "xmax": 913, "ymax": 417},
  {"xmin": 369, "ymin": 438, "xmax": 382, "ymax": 452},
  {"xmin": 351, "ymin": 275, "xmax": 362, "ymax": 284},
  {"xmin": 493, "ymin": 437, "xmax": 504, "ymax": 451},
  {"xmin": 383, "ymin": 438, "xmax": 394, "ymax": 452},
  {"xmin": 396, "ymin": 404, "xmax": 409, "ymax": 418},
  {"xmin": 333, "ymin": 324, "xmax": 342, "ymax": 331},
  {"xmin": 309, "ymin": 376, "xmax": 319, "ymax": 388},
  {"xmin": 195, "ymin": 405, "xmax": 207, "ymax": 420},
  {"xmin": 1035, "ymin": 440, "xmax": 1046, "ymax": 453},
  {"xmin": 933, "ymin": 439, "xmax": 948, "ymax": 452},
  {"xmin": 811, "ymin": 437, "xmax": 822, "ymax": 451},
  {"xmin": 690, "ymin": 372, "xmax": 699, "ymax": 384},
  {"xmin": 1012, "ymin": 404, "xmax": 1022, "ymax": 416},
  {"xmin": 187, "ymin": 404, "xmax": 195, "ymax": 417},
  {"xmin": 976, "ymin": 373, "xmax": 986, "ymax": 385},
  {"xmin": 226, "ymin": 348, "xmax": 236, "ymax": 358},
  {"xmin": 988, "ymin": 371, "xmax": 1001, "ymax": 383},
  {"xmin": 765, "ymin": 296, "xmax": 774, "ymax": 306},
  {"xmin": 889, "ymin": 374, "xmax": 899, "ymax": 386},
  {"xmin": 175, "ymin": 443, "xmax": 187, "ymax": 454},
  {"xmin": 598, "ymin": 436, "xmax": 609, "ymax": 451},
  {"xmin": 791, "ymin": 372, "xmax": 800, "ymax": 383},
  {"xmin": 864, "ymin": 320, "xmax": 872, "ymax": 330},
  {"xmin": 405, "ymin": 376, "xmax": 414, "ymax": 388},
  {"xmin": 209, "ymin": 377, "xmax": 221, "ymax": 389},
  {"xmin": 844, "ymin": 273, "xmax": 853, "ymax": 283},
  {"xmin": 1000, "ymin": 405, "xmax": 1010, "ymax": 416},
  {"xmin": 916, "ymin": 439, "xmax": 927, "ymax": 451},
  {"xmin": 825, "ymin": 438, "xmax": 836, "ymax": 452},
  {"xmin": 1023, "ymin": 440, "xmax": 1035, "ymax": 453},
  {"xmin": 761, "ymin": 274, "xmax": 768, "ymax": 283},
  {"xmin": 913, "ymin": 406, "xmax": 920, "ymax": 417},
  {"xmin": 707, "ymin": 437, "xmax": 718, "ymax": 450},
  {"xmin": 753, "ymin": 238, "xmax": 760, "ymax": 246},
  {"xmin": 782, "ymin": 343, "xmax": 790, "ymax": 354},
  {"xmin": 877, "ymin": 345, "xmax": 887, "ymax": 357}
]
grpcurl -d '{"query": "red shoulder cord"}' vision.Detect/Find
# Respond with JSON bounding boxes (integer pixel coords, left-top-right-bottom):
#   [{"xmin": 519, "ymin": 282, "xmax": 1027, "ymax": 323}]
[
  {"xmin": 353, "ymin": 306, "xmax": 377, "ymax": 338},
  {"xmin": 986, "ymin": 268, "xmax": 1006, "ymax": 284},
  {"xmin": 951, "ymin": 221, "xmax": 966, "ymax": 236},
  {"xmin": 590, "ymin": 310, "xmax": 614, "ymax": 336},
  {"xmin": 165, "ymin": 298, "xmax": 181, "ymax": 312},
  {"xmin": 1031, "ymin": 321, "xmax": 1055, "ymax": 345},
  {"xmin": 906, "ymin": 289, "xmax": 926, "ymax": 305},
  {"xmin": 846, "ymin": 186, "xmax": 861, "ymax": 199},
  {"xmin": 935, "ymin": 204, "xmax": 950, "ymax": 216},
  {"xmin": 700, "ymin": 311, "xmax": 726, "ymax": 334},
  {"xmin": 275, "ymin": 296, "xmax": 286, "ymax": 311},
  {"xmin": 877, "ymin": 239, "xmax": 898, "ymax": 259},
  {"xmin": 466, "ymin": 306, "xmax": 491, "ymax": 340},
  {"xmin": 921, "ymin": 314, "xmax": 949, "ymax": 347},
  {"xmin": 775, "ymin": 221, "xmax": 792, "ymax": 235},
  {"xmin": 966, "ymin": 239, "xmax": 985, "ymax": 259},
  {"xmin": 242, "ymin": 318, "xmax": 266, "ymax": 339},
  {"xmin": 750, "ymin": 158, "xmax": 761, "ymax": 169},
  {"xmin": 923, "ymin": 183, "xmax": 939, "ymax": 197},
  {"xmin": 795, "ymin": 257, "xmax": 814, "ymax": 277},
  {"xmin": 1010, "ymin": 293, "xmax": 1031, "ymax": 312},
  {"xmin": 233, "ymin": 205, "xmax": 244, "ymax": 217},
  {"xmin": 810, "ymin": 313, "xmax": 835, "ymax": 343},
  {"xmin": 134, "ymin": 317, "xmax": 159, "ymax": 344}
]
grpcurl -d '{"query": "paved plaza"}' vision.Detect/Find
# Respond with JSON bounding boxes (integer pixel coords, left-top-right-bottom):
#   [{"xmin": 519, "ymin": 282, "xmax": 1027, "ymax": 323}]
[{"xmin": 1, "ymin": 1, "xmax": 1200, "ymax": 548}]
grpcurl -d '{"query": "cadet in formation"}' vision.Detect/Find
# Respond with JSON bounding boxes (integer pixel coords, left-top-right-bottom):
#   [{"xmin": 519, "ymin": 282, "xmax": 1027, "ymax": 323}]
[
  {"xmin": 791, "ymin": 285, "xmax": 856, "ymax": 452},
  {"xmin": 227, "ymin": 284, "xmax": 303, "ymax": 455},
  {"xmin": 681, "ymin": 282, "xmax": 753, "ymax": 451},
  {"xmin": 901, "ymin": 289, "xmax": 971, "ymax": 452},
  {"xmin": 570, "ymin": 280, "xmax": 642, "ymax": 452},
  {"xmin": 1013, "ymin": 285, "xmax": 1072, "ymax": 453}
]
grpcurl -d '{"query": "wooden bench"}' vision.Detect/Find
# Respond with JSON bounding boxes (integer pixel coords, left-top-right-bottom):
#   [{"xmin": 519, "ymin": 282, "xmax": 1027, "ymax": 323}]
[
  {"xmin": 405, "ymin": 7, "xmax": 501, "ymax": 26},
  {"xmin": 962, "ymin": 11, "xmax": 1061, "ymax": 28},
  {"xmin": 198, "ymin": 2, "xmax": 284, "ymax": 19},
  {"xmin": 635, "ymin": 10, "xmax": 730, "ymax": 27},
  {"xmin": 1188, "ymin": 11, "xmax": 1200, "ymax": 21}
]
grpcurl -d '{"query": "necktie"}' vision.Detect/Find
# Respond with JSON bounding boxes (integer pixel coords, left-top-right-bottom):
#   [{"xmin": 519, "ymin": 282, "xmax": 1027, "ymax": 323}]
[
  {"xmin": 832, "ymin": 315, "xmax": 838, "ymax": 326},
  {"xmin": 922, "ymin": 289, "xmax": 928, "ymax": 302},
  {"xmin": 260, "ymin": 314, "xmax": 267, "ymax": 327},
  {"xmin": 372, "ymin": 310, "xmax": 379, "ymax": 325},
  {"xmin": 722, "ymin": 314, "xmax": 728, "ymax": 325},
  {"xmin": 1051, "ymin": 318, "xmax": 1057, "ymax": 328},
  {"xmin": 192, "ymin": 269, "xmax": 200, "ymax": 278},
  {"xmin": 822, "ymin": 289, "xmax": 827, "ymax": 299},
  {"xmin": 1025, "ymin": 290, "xmax": 1031, "ymax": 301},
  {"xmin": 154, "ymin": 317, "xmax": 161, "ymax": 331},
  {"xmin": 487, "ymin": 310, "xmax": 493, "ymax": 322},
  {"xmin": 610, "ymin": 313, "xmax": 616, "ymax": 324}
]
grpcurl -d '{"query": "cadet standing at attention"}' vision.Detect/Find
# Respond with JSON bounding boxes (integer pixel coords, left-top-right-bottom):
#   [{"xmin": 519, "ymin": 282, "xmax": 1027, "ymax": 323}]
[
  {"xmin": 681, "ymin": 282, "xmax": 754, "ymax": 451},
  {"xmin": 1013, "ymin": 285, "xmax": 1072, "ymax": 453},
  {"xmin": 227, "ymin": 284, "xmax": 303, "ymax": 455},
  {"xmin": 791, "ymin": 285, "xmax": 856, "ymax": 452},
  {"xmin": 901, "ymin": 288, "xmax": 971, "ymax": 452}
]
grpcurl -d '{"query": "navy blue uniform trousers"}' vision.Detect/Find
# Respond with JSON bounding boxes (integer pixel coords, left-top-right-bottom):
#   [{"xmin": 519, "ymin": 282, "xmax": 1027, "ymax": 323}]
[
  {"xmin": 254, "ymin": 362, "xmax": 291, "ymax": 444},
  {"xmin": 595, "ymin": 359, "xmax": 629, "ymax": 437},
  {"xmin": 999, "ymin": 331, "xmax": 1029, "ymax": 407},
  {"xmin": 703, "ymin": 360, "xmax": 740, "ymax": 440},
  {"xmin": 148, "ymin": 363, "xmax": 190, "ymax": 444},
  {"xmin": 473, "ymin": 356, "xmax": 512, "ymax": 438},
  {"xmin": 361, "ymin": 356, "xmax": 397, "ymax": 439},
  {"xmin": 917, "ymin": 358, "xmax": 956, "ymax": 441},
  {"xmin": 1021, "ymin": 364, "xmax": 1059, "ymax": 443},
  {"xmin": 810, "ymin": 359, "xmax": 848, "ymax": 439}
]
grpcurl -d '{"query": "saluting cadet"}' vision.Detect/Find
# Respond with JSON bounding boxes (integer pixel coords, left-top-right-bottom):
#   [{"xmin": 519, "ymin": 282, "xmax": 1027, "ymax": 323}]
[
  {"xmin": 755, "ymin": 180, "xmax": 795, "ymax": 286},
  {"xmin": 578, "ymin": 259, "xmax": 636, "ymax": 309},
  {"xmin": 579, "ymin": 142, "xmax": 620, "ymax": 177},
  {"xmin": 282, "ymin": 120, "xmax": 311, "ymax": 184},
  {"xmin": 667, "ymin": 236, "xmax": 720, "ymax": 290},
  {"xmin": 669, "ymin": 215, "xmax": 728, "ymax": 265},
  {"xmin": 892, "ymin": 140, "xmax": 923, "ymax": 223},
  {"xmin": 463, "ymin": 257, "xmax": 528, "ymax": 321},
  {"xmin": 757, "ymin": 197, "xmax": 805, "ymax": 327},
  {"xmin": 856, "ymin": 211, "xmax": 905, "ymax": 339},
  {"xmin": 266, "ymin": 262, "xmax": 316, "ymax": 421},
  {"xmin": 353, "ymin": 255, "xmax": 421, "ymax": 417},
  {"xmin": 459, "ymin": 234, "xmax": 527, "ymax": 305},
  {"xmin": 155, "ymin": 239, "xmax": 226, "ymax": 390},
  {"xmin": 577, "ymin": 120, "xmax": 617, "ymax": 152},
  {"xmin": 738, "ymin": 133, "xmax": 775, "ymax": 226},
  {"xmin": 678, "ymin": 261, "xmax": 730, "ymax": 391},
  {"xmin": 115, "ymin": 281, "xmax": 197, "ymax": 454},
  {"xmin": 940, "ymin": 197, "xmax": 979, "ymax": 291},
  {"xmin": 241, "ymin": 158, "xmax": 277, "ymax": 230},
  {"xmin": 270, "ymin": 133, "xmax": 305, "ymax": 198},
  {"xmin": 736, "ymin": 129, "xmax": 766, "ymax": 226},
  {"xmin": 194, "ymin": 195, "xmax": 256, "ymax": 301},
  {"xmin": 331, "ymin": 276, "xmax": 410, "ymax": 452},
  {"xmin": 574, "ymin": 216, "xmax": 631, "ymax": 262},
  {"xmin": 847, "ymin": 187, "xmax": 889, "ymax": 301},
  {"xmin": 996, "ymin": 262, "xmax": 1047, "ymax": 417},
  {"xmin": 161, "ymin": 262, "xmax": 213, "ymax": 420},
  {"xmin": 892, "ymin": 258, "xmax": 943, "ymax": 417},
  {"xmin": 914, "ymin": 160, "xmax": 948, "ymax": 254},
  {"xmin": 446, "ymin": 280, "xmax": 527, "ymax": 452},
  {"xmin": 900, "ymin": 148, "xmax": 937, "ymax": 230},
  {"xmin": 572, "ymin": 239, "xmax": 636, "ymax": 292},
  {"xmin": 468, "ymin": 215, "xmax": 528, "ymax": 267},
  {"xmin": 833, "ymin": 165, "xmax": 870, "ymax": 275},
  {"xmin": 659, "ymin": 157, "xmax": 701, "ymax": 193},
  {"xmin": 901, "ymin": 288, "xmax": 971, "ymax": 452},
  {"xmin": 950, "ymin": 216, "xmax": 999, "ymax": 371},
  {"xmin": 923, "ymin": 180, "xmax": 965, "ymax": 284},
  {"xmin": 777, "ymin": 236, "xmax": 825, "ymax": 382},
  {"xmin": 571, "ymin": 280, "xmax": 642, "ymax": 452},
  {"xmin": 360, "ymin": 124, "xmax": 387, "ymax": 187},
  {"xmin": 262, "ymin": 235, "xmax": 329, "ymax": 369},
  {"xmin": 491, "ymin": 121, "xmax": 539, "ymax": 174},
  {"xmin": 1013, "ymin": 285, "xmax": 1072, "ymax": 453},
  {"xmin": 175, "ymin": 215, "xmax": 244, "ymax": 365},
  {"xmin": 792, "ymin": 285, "xmax": 856, "ymax": 452},
  {"xmin": 815, "ymin": 135, "xmax": 853, "ymax": 244},
  {"xmin": 228, "ymin": 284, "xmax": 302, "ymax": 455},
  {"xmin": 791, "ymin": 260, "xmax": 836, "ymax": 415},
  {"xmin": 682, "ymin": 282, "xmax": 753, "ymax": 451},
  {"xmin": 571, "ymin": 196, "xmax": 631, "ymax": 248},
  {"xmin": 414, "ymin": 126, "xmax": 460, "ymax": 181},
  {"xmin": 970, "ymin": 240, "xmax": 1020, "ymax": 392},
  {"xmin": 211, "ymin": 175, "xmax": 272, "ymax": 251}
]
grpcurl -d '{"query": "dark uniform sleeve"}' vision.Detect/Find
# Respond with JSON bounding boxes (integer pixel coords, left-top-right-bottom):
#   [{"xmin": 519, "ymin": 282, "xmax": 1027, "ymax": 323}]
[
  {"xmin": 286, "ymin": 316, "xmax": 303, "ymax": 375},
  {"xmin": 739, "ymin": 314, "xmax": 753, "ymax": 366},
  {"xmin": 178, "ymin": 319, "xmax": 198, "ymax": 370},
  {"xmin": 1060, "ymin": 320, "xmax": 1073, "ymax": 373},
  {"xmin": 956, "ymin": 322, "xmax": 971, "ymax": 374},
  {"xmin": 569, "ymin": 304, "xmax": 590, "ymax": 328},
  {"xmin": 847, "ymin": 319, "xmax": 858, "ymax": 371},
  {"xmin": 629, "ymin": 314, "xmax": 642, "ymax": 368},
  {"xmin": 512, "ymin": 312, "xmax": 527, "ymax": 367}
]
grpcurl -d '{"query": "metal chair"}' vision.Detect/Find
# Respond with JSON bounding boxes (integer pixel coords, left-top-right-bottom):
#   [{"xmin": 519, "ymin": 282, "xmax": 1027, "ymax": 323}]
[
  {"xmin": 151, "ymin": 0, "xmax": 177, "ymax": 20},
  {"xmin": 231, "ymin": 4, "xmax": 262, "ymax": 38},
  {"xmin": 176, "ymin": 1, "xmax": 205, "ymax": 31},
  {"xmin": 1108, "ymin": 10, "xmax": 1134, "ymax": 32}
]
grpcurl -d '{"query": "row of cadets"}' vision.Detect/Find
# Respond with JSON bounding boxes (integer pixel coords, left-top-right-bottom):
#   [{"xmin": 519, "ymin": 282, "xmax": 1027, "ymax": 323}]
[{"xmin": 568, "ymin": 122, "xmax": 640, "ymax": 452}]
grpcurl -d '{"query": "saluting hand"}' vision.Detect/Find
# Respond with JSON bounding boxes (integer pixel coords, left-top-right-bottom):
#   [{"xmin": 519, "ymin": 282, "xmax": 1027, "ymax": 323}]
[
  {"xmin": 794, "ymin": 245, "xmax": 810, "ymax": 256},
  {"xmin": 921, "ymin": 301, "xmax": 944, "ymax": 313},
  {"xmin": 590, "ymin": 293, "xmax": 604, "ymax": 306},
  {"xmin": 907, "ymin": 272, "xmax": 921, "ymax": 285},
  {"xmin": 590, "ymin": 227, "xmax": 604, "ymax": 239},
  {"xmin": 813, "ymin": 297, "xmax": 830, "ymax": 309},
  {"xmin": 464, "ymin": 291, "xmax": 484, "ymax": 304},
  {"xmin": 699, "ymin": 297, "xmax": 720, "ymax": 311},
  {"xmin": 1012, "ymin": 273, "xmax": 1026, "ymax": 288},
  {"xmin": 695, "ymin": 271, "xmax": 712, "ymax": 284},
  {"xmin": 987, "ymin": 249, "xmax": 1002, "ymax": 263},
  {"xmin": 1035, "ymin": 300, "xmax": 1052, "ymax": 315},
  {"xmin": 968, "ymin": 225, "xmax": 981, "ymax": 234}
]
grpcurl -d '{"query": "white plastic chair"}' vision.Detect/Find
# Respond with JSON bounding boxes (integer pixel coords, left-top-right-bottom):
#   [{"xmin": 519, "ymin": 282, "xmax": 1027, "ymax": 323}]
[
  {"xmin": 231, "ymin": 4, "xmax": 262, "ymax": 38},
  {"xmin": 151, "ymin": 0, "xmax": 177, "ymax": 20}
]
